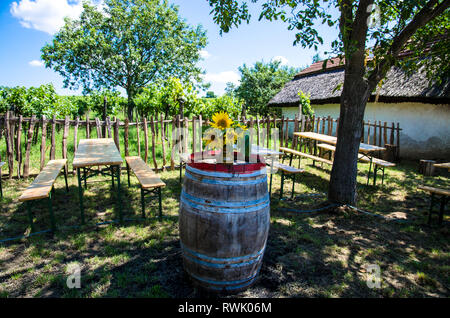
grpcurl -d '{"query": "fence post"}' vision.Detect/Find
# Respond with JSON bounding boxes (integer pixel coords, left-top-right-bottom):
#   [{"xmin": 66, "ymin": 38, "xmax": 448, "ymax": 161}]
[{"xmin": 40, "ymin": 115, "xmax": 47, "ymax": 171}]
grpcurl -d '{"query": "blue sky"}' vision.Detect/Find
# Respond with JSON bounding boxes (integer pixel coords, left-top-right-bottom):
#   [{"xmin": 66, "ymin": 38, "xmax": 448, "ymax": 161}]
[{"xmin": 0, "ymin": 0, "xmax": 339, "ymax": 96}]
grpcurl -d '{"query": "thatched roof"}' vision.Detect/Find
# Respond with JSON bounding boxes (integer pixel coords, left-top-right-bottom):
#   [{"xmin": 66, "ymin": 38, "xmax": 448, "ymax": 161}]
[{"xmin": 268, "ymin": 59, "xmax": 450, "ymax": 107}]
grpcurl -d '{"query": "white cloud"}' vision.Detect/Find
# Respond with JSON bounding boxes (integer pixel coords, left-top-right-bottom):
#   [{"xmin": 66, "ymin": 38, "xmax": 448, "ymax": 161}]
[
  {"xmin": 10, "ymin": 0, "xmax": 102, "ymax": 35},
  {"xmin": 29, "ymin": 60, "xmax": 44, "ymax": 67},
  {"xmin": 201, "ymin": 71, "xmax": 240, "ymax": 85},
  {"xmin": 272, "ymin": 56, "xmax": 289, "ymax": 66},
  {"xmin": 199, "ymin": 50, "xmax": 211, "ymax": 59}
]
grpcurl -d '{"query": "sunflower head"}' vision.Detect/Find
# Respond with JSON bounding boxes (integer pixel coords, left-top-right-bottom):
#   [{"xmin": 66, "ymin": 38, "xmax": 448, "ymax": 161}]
[
  {"xmin": 225, "ymin": 129, "xmax": 238, "ymax": 144},
  {"xmin": 210, "ymin": 111, "xmax": 233, "ymax": 130},
  {"xmin": 203, "ymin": 128, "xmax": 223, "ymax": 150}
]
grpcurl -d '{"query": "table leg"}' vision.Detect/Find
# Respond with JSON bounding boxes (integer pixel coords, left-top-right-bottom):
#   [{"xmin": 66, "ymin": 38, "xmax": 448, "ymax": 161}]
[
  {"xmin": 367, "ymin": 158, "xmax": 372, "ymax": 185},
  {"xmin": 27, "ymin": 201, "xmax": 34, "ymax": 233},
  {"xmin": 48, "ymin": 192, "xmax": 56, "ymax": 234},
  {"xmin": 63, "ymin": 166, "xmax": 69, "ymax": 192},
  {"xmin": 77, "ymin": 168, "xmax": 85, "ymax": 225},
  {"xmin": 116, "ymin": 165, "xmax": 123, "ymax": 224},
  {"xmin": 158, "ymin": 187, "xmax": 163, "ymax": 220},
  {"xmin": 111, "ymin": 166, "xmax": 115, "ymax": 189}
]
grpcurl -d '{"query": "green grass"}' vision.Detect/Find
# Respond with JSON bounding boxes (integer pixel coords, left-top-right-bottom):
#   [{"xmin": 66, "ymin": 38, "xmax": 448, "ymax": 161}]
[{"xmin": 0, "ymin": 154, "xmax": 449, "ymax": 298}]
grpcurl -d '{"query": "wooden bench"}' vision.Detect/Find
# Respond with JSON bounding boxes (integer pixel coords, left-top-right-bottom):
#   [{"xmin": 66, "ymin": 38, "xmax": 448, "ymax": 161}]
[
  {"xmin": 279, "ymin": 147, "xmax": 333, "ymax": 167},
  {"xmin": 358, "ymin": 155, "xmax": 396, "ymax": 185},
  {"xmin": 266, "ymin": 159, "xmax": 304, "ymax": 200},
  {"xmin": 0, "ymin": 161, "xmax": 5, "ymax": 198},
  {"xmin": 418, "ymin": 185, "xmax": 449, "ymax": 225},
  {"xmin": 18, "ymin": 159, "xmax": 69, "ymax": 233},
  {"xmin": 125, "ymin": 156, "xmax": 166, "ymax": 219}
]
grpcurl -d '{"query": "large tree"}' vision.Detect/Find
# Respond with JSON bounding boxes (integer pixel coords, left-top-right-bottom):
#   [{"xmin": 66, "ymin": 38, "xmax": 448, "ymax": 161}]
[
  {"xmin": 41, "ymin": 0, "xmax": 207, "ymax": 120},
  {"xmin": 235, "ymin": 60, "xmax": 300, "ymax": 116},
  {"xmin": 207, "ymin": 0, "xmax": 450, "ymax": 206}
]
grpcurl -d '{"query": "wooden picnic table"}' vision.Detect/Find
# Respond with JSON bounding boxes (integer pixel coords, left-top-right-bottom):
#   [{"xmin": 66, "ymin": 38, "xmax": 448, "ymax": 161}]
[
  {"xmin": 293, "ymin": 132, "xmax": 386, "ymax": 154},
  {"xmin": 294, "ymin": 131, "xmax": 387, "ymax": 185},
  {"xmin": 73, "ymin": 139, "xmax": 123, "ymax": 224},
  {"xmin": 434, "ymin": 162, "xmax": 450, "ymax": 171}
]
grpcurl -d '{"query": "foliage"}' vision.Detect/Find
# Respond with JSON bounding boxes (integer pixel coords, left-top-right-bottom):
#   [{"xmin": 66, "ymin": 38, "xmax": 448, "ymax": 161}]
[
  {"xmin": 233, "ymin": 60, "xmax": 299, "ymax": 116},
  {"xmin": 0, "ymin": 85, "xmax": 125, "ymax": 118},
  {"xmin": 192, "ymin": 95, "xmax": 243, "ymax": 119},
  {"xmin": 207, "ymin": 0, "xmax": 450, "ymax": 205},
  {"xmin": 41, "ymin": 0, "xmax": 208, "ymax": 119},
  {"xmin": 298, "ymin": 90, "xmax": 314, "ymax": 117}
]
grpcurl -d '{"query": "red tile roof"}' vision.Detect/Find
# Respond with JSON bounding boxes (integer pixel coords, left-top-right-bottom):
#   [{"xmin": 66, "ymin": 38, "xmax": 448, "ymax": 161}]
[{"xmin": 295, "ymin": 57, "xmax": 345, "ymax": 78}]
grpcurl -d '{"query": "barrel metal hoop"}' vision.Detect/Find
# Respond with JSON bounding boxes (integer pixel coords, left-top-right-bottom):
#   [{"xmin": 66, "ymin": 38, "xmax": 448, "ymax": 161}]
[
  {"xmin": 181, "ymin": 190, "xmax": 269, "ymax": 208},
  {"xmin": 184, "ymin": 171, "xmax": 267, "ymax": 186},
  {"xmin": 181, "ymin": 195, "xmax": 270, "ymax": 214},
  {"xmin": 186, "ymin": 165, "xmax": 267, "ymax": 178},
  {"xmin": 181, "ymin": 242, "xmax": 266, "ymax": 264},
  {"xmin": 187, "ymin": 270, "xmax": 260, "ymax": 291}
]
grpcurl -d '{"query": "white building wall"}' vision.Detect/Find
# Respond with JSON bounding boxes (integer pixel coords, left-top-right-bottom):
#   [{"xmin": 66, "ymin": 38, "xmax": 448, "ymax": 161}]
[{"xmin": 281, "ymin": 102, "xmax": 450, "ymax": 160}]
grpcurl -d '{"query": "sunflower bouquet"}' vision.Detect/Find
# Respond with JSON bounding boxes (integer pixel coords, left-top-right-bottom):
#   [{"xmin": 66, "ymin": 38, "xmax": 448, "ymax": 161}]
[{"xmin": 203, "ymin": 111, "xmax": 249, "ymax": 163}]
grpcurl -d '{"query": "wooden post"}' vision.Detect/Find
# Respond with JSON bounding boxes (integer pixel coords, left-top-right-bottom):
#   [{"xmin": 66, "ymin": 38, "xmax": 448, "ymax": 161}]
[
  {"xmin": 266, "ymin": 117, "xmax": 271, "ymax": 148},
  {"xmin": 95, "ymin": 117, "xmax": 102, "ymax": 138},
  {"xmin": 378, "ymin": 121, "xmax": 382, "ymax": 147},
  {"xmin": 419, "ymin": 160, "xmax": 436, "ymax": 176},
  {"xmin": 62, "ymin": 116, "xmax": 69, "ymax": 177},
  {"xmin": 136, "ymin": 117, "xmax": 141, "ymax": 157},
  {"xmin": 74, "ymin": 117, "xmax": 79, "ymax": 175},
  {"xmin": 114, "ymin": 117, "xmax": 120, "ymax": 152},
  {"xmin": 390, "ymin": 122, "xmax": 395, "ymax": 145},
  {"xmin": 171, "ymin": 117, "xmax": 176, "ymax": 171},
  {"xmin": 50, "ymin": 115, "xmax": 56, "ymax": 160},
  {"xmin": 40, "ymin": 115, "xmax": 47, "ymax": 171},
  {"xmin": 16, "ymin": 115, "xmax": 23, "ymax": 179},
  {"xmin": 280, "ymin": 116, "xmax": 285, "ymax": 148},
  {"xmin": 5, "ymin": 112, "xmax": 14, "ymax": 179},
  {"xmin": 321, "ymin": 117, "xmax": 326, "ymax": 135},
  {"xmin": 192, "ymin": 116, "xmax": 197, "ymax": 155},
  {"xmin": 124, "ymin": 118, "xmax": 130, "ymax": 157},
  {"xmin": 143, "ymin": 117, "xmax": 149, "ymax": 163},
  {"xmin": 23, "ymin": 115, "xmax": 35, "ymax": 178},
  {"xmin": 184, "ymin": 117, "xmax": 189, "ymax": 155},
  {"xmin": 373, "ymin": 121, "xmax": 377, "ymax": 146},
  {"xmin": 293, "ymin": 115, "xmax": 299, "ymax": 149},
  {"xmin": 330, "ymin": 117, "xmax": 334, "ymax": 137},
  {"xmin": 396, "ymin": 122, "xmax": 400, "ymax": 160},
  {"xmin": 86, "ymin": 113, "xmax": 90, "ymax": 139},
  {"xmin": 106, "ymin": 116, "xmax": 112, "ymax": 138},
  {"xmin": 160, "ymin": 114, "xmax": 166, "ymax": 170},
  {"xmin": 366, "ymin": 120, "xmax": 371, "ymax": 144},
  {"xmin": 383, "ymin": 122, "xmax": 388, "ymax": 146},
  {"xmin": 150, "ymin": 116, "xmax": 158, "ymax": 171}
]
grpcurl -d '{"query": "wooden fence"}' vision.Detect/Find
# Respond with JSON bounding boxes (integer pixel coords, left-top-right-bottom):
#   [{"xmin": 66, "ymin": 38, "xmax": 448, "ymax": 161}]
[{"xmin": 0, "ymin": 112, "xmax": 401, "ymax": 179}]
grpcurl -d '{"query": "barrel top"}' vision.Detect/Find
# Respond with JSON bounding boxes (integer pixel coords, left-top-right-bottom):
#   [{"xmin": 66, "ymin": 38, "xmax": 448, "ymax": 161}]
[{"xmin": 186, "ymin": 151, "xmax": 266, "ymax": 174}]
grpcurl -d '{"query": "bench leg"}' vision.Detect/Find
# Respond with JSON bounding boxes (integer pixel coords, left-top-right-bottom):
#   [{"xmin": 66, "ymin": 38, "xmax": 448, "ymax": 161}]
[
  {"xmin": 367, "ymin": 160, "xmax": 373, "ymax": 185},
  {"xmin": 280, "ymin": 171, "xmax": 285, "ymax": 200},
  {"xmin": 381, "ymin": 167, "xmax": 386, "ymax": 185},
  {"xmin": 141, "ymin": 187, "xmax": 145, "ymax": 218},
  {"xmin": 63, "ymin": 166, "xmax": 69, "ymax": 192},
  {"xmin": 77, "ymin": 168, "xmax": 85, "ymax": 225},
  {"xmin": 127, "ymin": 163, "xmax": 131, "ymax": 187},
  {"xmin": 111, "ymin": 166, "xmax": 115, "ymax": 189},
  {"xmin": 0, "ymin": 175, "xmax": 2, "ymax": 198},
  {"xmin": 269, "ymin": 169, "xmax": 273, "ymax": 197},
  {"xmin": 438, "ymin": 197, "xmax": 448, "ymax": 226},
  {"xmin": 115, "ymin": 165, "xmax": 123, "ymax": 224},
  {"xmin": 83, "ymin": 168, "xmax": 87, "ymax": 189},
  {"xmin": 428, "ymin": 193, "xmax": 435, "ymax": 225},
  {"xmin": 27, "ymin": 201, "xmax": 34, "ymax": 233},
  {"xmin": 48, "ymin": 192, "xmax": 56, "ymax": 234},
  {"xmin": 158, "ymin": 187, "xmax": 163, "ymax": 220},
  {"xmin": 373, "ymin": 165, "xmax": 378, "ymax": 186},
  {"xmin": 291, "ymin": 174, "xmax": 296, "ymax": 199}
]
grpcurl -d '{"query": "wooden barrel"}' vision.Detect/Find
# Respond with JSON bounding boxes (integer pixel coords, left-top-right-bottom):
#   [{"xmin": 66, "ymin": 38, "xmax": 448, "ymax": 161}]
[{"xmin": 179, "ymin": 155, "xmax": 270, "ymax": 293}]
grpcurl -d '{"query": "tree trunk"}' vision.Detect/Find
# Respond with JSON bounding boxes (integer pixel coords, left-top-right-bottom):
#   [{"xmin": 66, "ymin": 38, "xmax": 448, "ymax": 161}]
[
  {"xmin": 328, "ymin": 72, "xmax": 371, "ymax": 206},
  {"xmin": 127, "ymin": 93, "xmax": 135, "ymax": 121}
]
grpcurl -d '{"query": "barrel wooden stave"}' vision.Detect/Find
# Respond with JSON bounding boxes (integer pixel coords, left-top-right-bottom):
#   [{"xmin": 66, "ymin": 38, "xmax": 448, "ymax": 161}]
[{"xmin": 179, "ymin": 162, "xmax": 270, "ymax": 292}]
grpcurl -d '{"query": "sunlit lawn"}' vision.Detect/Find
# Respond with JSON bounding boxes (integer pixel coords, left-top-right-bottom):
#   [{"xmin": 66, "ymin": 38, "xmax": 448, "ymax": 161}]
[{"xmin": 0, "ymin": 158, "xmax": 449, "ymax": 298}]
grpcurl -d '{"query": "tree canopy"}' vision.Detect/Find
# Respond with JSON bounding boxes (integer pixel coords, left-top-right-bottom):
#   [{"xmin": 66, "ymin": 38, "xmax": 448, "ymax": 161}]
[
  {"xmin": 233, "ymin": 60, "xmax": 300, "ymax": 116},
  {"xmin": 41, "ymin": 0, "xmax": 208, "ymax": 120},
  {"xmin": 207, "ymin": 0, "xmax": 450, "ymax": 205}
]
